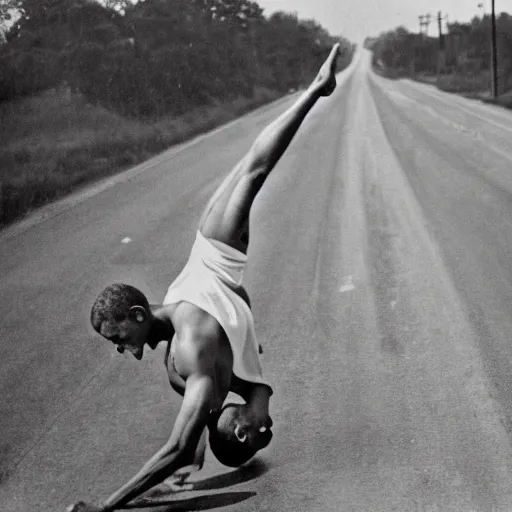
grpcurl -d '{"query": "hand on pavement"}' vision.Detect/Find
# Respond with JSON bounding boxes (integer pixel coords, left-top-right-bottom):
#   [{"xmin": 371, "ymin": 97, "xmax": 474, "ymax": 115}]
[
  {"xmin": 161, "ymin": 463, "xmax": 202, "ymax": 492},
  {"xmin": 66, "ymin": 501, "xmax": 103, "ymax": 512}
]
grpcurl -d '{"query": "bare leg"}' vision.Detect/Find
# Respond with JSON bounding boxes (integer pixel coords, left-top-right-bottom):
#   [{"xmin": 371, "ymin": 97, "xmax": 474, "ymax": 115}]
[{"xmin": 199, "ymin": 43, "xmax": 341, "ymax": 253}]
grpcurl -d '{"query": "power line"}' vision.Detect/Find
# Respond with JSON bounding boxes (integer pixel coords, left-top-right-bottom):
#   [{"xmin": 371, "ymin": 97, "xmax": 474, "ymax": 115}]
[
  {"xmin": 419, "ymin": 5, "xmax": 499, "ymax": 98},
  {"xmin": 419, "ymin": 13, "xmax": 432, "ymax": 35}
]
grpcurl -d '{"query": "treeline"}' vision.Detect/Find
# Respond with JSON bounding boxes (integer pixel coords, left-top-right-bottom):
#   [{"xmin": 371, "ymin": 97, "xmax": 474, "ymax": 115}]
[
  {"xmin": 365, "ymin": 12, "xmax": 512, "ymax": 94},
  {"xmin": 0, "ymin": 0, "xmax": 355, "ymax": 118},
  {"xmin": 365, "ymin": 28, "xmax": 435, "ymax": 76}
]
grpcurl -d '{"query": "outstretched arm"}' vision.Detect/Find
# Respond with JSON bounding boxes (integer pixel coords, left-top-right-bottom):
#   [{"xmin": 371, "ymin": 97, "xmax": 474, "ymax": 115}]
[
  {"xmin": 67, "ymin": 338, "xmax": 217, "ymax": 512},
  {"xmin": 99, "ymin": 375, "xmax": 212, "ymax": 511}
]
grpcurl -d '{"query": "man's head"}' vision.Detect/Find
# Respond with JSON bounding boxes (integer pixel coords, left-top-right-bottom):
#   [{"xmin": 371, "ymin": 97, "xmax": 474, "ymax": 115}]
[
  {"xmin": 208, "ymin": 404, "xmax": 273, "ymax": 468},
  {"xmin": 90, "ymin": 283, "xmax": 152, "ymax": 360}
]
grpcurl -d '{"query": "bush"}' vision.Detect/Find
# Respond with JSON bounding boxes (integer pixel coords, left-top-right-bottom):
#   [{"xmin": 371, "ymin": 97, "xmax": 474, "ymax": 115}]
[
  {"xmin": 0, "ymin": 48, "xmax": 61, "ymax": 100},
  {"xmin": 0, "ymin": 87, "xmax": 283, "ymax": 226}
]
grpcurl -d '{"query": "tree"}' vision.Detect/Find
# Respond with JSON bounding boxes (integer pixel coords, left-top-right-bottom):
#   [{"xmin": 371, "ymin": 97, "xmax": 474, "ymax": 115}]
[
  {"xmin": 0, "ymin": 0, "xmax": 22, "ymax": 26},
  {"xmin": 0, "ymin": 0, "xmax": 355, "ymax": 116}
]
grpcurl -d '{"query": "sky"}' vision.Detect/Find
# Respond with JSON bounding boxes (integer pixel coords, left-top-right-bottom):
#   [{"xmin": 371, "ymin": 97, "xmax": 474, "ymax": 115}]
[
  {"xmin": 256, "ymin": 0, "xmax": 508, "ymax": 43},
  {"xmin": 2, "ymin": 1, "xmax": 508, "ymax": 44}
]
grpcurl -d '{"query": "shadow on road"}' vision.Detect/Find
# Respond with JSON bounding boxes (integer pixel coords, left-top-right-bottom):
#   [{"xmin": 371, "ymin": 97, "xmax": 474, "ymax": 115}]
[
  {"xmin": 120, "ymin": 491, "xmax": 256, "ymax": 510},
  {"xmin": 120, "ymin": 459, "xmax": 267, "ymax": 510},
  {"xmin": 191, "ymin": 459, "xmax": 268, "ymax": 491}
]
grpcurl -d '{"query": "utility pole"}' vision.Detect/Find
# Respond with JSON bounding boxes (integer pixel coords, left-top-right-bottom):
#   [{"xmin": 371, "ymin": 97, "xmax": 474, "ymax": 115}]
[
  {"xmin": 437, "ymin": 11, "xmax": 445, "ymax": 50},
  {"xmin": 437, "ymin": 11, "xmax": 445, "ymax": 78},
  {"xmin": 491, "ymin": 0, "xmax": 498, "ymax": 97}
]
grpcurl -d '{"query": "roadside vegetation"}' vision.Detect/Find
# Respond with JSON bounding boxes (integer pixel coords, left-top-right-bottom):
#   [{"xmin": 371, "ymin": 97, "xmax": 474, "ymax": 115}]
[
  {"xmin": 364, "ymin": 12, "xmax": 512, "ymax": 107},
  {"xmin": 0, "ymin": 0, "xmax": 355, "ymax": 227}
]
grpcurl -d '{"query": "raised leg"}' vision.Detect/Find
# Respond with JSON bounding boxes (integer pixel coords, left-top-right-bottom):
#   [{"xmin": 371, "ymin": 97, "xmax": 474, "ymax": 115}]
[{"xmin": 198, "ymin": 43, "xmax": 341, "ymax": 253}]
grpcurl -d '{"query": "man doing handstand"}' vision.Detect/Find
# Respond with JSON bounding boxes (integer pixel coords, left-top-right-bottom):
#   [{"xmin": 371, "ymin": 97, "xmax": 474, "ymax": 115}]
[{"xmin": 69, "ymin": 42, "xmax": 341, "ymax": 512}]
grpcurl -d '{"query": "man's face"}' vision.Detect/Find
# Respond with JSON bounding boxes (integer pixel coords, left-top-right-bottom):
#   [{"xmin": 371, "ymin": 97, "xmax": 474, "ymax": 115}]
[
  {"xmin": 99, "ymin": 316, "xmax": 149, "ymax": 360},
  {"xmin": 240, "ymin": 422, "xmax": 273, "ymax": 452},
  {"xmin": 235, "ymin": 409, "xmax": 273, "ymax": 450}
]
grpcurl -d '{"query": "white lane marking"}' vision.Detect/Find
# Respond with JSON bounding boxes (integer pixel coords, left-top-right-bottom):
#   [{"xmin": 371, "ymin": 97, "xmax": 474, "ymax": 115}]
[
  {"xmin": 404, "ymin": 79, "xmax": 512, "ymax": 134},
  {"xmin": 340, "ymin": 275, "xmax": 356, "ymax": 293},
  {"xmin": 121, "ymin": 237, "xmax": 132, "ymax": 244},
  {"xmin": 378, "ymin": 76, "xmax": 512, "ymax": 165},
  {"xmin": 404, "ymin": 77, "xmax": 512, "ymax": 124},
  {"xmin": 381, "ymin": 80, "xmax": 483, "ymax": 138}
]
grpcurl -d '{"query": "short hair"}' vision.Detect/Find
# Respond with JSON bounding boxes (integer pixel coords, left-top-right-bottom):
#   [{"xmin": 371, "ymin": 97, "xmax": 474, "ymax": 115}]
[
  {"xmin": 208, "ymin": 404, "xmax": 260, "ymax": 468},
  {"xmin": 90, "ymin": 283, "xmax": 150, "ymax": 333}
]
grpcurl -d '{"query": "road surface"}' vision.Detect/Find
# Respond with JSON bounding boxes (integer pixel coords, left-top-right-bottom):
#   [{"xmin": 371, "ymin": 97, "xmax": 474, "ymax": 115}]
[{"xmin": 3, "ymin": 47, "xmax": 512, "ymax": 512}]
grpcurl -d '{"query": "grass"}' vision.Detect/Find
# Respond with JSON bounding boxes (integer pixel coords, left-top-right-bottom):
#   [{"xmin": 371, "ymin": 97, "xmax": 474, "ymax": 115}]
[
  {"xmin": 372, "ymin": 63, "xmax": 512, "ymax": 111},
  {"xmin": 463, "ymin": 89, "xmax": 512, "ymax": 109},
  {"xmin": 433, "ymin": 73, "xmax": 490, "ymax": 94},
  {"xmin": 418, "ymin": 72, "xmax": 512, "ymax": 110},
  {"xmin": 0, "ymin": 86, "xmax": 283, "ymax": 227}
]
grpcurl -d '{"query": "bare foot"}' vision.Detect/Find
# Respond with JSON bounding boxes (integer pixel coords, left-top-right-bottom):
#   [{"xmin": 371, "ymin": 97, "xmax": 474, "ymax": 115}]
[{"xmin": 311, "ymin": 43, "xmax": 340, "ymax": 96}]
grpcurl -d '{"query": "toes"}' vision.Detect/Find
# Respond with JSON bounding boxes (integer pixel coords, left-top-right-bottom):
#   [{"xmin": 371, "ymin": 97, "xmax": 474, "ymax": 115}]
[{"xmin": 329, "ymin": 43, "xmax": 341, "ymax": 59}]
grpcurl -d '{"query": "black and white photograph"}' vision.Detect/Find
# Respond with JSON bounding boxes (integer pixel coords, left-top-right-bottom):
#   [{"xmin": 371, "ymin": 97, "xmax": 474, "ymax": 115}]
[{"xmin": 1, "ymin": 1, "xmax": 512, "ymax": 511}]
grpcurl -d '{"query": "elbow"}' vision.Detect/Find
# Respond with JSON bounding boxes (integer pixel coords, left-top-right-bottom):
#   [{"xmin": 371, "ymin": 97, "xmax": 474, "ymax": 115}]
[
  {"xmin": 167, "ymin": 410, "xmax": 210, "ymax": 465},
  {"xmin": 160, "ymin": 442, "xmax": 195, "ymax": 469},
  {"xmin": 147, "ymin": 448, "xmax": 193, "ymax": 483}
]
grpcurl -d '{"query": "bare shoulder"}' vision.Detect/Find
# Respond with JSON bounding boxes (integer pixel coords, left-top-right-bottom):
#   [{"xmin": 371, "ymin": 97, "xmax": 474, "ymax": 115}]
[
  {"xmin": 171, "ymin": 302, "xmax": 227, "ymax": 375},
  {"xmin": 173, "ymin": 302, "xmax": 225, "ymax": 341}
]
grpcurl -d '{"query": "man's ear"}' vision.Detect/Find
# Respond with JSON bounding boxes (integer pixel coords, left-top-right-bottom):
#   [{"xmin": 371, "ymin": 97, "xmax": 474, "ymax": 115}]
[
  {"xmin": 234, "ymin": 425, "xmax": 247, "ymax": 443},
  {"xmin": 128, "ymin": 305, "xmax": 147, "ymax": 324}
]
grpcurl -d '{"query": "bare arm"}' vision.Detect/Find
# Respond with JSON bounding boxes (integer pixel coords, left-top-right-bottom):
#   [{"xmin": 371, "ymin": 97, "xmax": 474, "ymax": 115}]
[
  {"xmin": 100, "ymin": 373, "xmax": 213, "ymax": 512},
  {"xmin": 92, "ymin": 330, "xmax": 221, "ymax": 512},
  {"xmin": 67, "ymin": 331, "xmax": 220, "ymax": 512},
  {"xmin": 248, "ymin": 384, "xmax": 272, "ymax": 417}
]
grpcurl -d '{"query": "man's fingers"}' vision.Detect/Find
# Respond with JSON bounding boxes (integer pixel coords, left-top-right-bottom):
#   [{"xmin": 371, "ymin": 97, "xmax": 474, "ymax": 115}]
[
  {"xmin": 66, "ymin": 502, "xmax": 92, "ymax": 512},
  {"xmin": 168, "ymin": 481, "xmax": 194, "ymax": 492},
  {"xmin": 175, "ymin": 471, "xmax": 191, "ymax": 482},
  {"xmin": 161, "ymin": 470, "xmax": 197, "ymax": 492},
  {"xmin": 165, "ymin": 475, "xmax": 194, "ymax": 492}
]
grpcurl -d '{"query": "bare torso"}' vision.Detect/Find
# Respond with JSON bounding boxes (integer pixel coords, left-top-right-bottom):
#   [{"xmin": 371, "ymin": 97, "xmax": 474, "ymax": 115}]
[{"xmin": 164, "ymin": 283, "xmax": 255, "ymax": 406}]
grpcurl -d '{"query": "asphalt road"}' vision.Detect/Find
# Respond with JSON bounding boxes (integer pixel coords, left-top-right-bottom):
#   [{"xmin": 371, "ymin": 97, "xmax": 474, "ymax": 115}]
[{"xmin": 3, "ymin": 47, "xmax": 512, "ymax": 512}]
